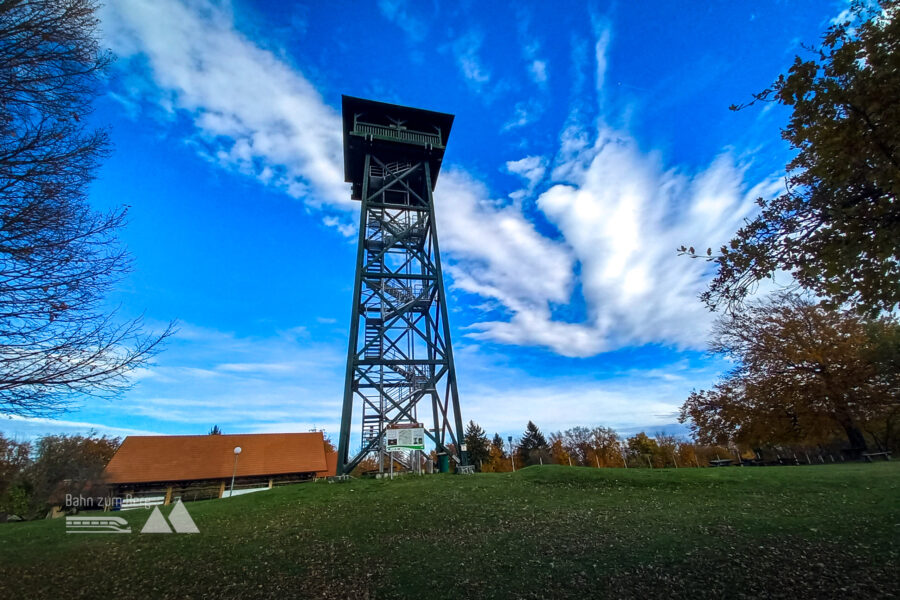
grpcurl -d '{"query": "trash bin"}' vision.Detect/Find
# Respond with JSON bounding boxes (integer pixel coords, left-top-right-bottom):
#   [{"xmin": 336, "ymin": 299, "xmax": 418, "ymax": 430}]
[{"xmin": 437, "ymin": 453, "xmax": 449, "ymax": 473}]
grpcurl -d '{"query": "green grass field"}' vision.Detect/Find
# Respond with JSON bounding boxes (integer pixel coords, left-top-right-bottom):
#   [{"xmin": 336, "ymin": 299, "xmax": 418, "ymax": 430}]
[{"xmin": 1, "ymin": 463, "xmax": 897, "ymax": 599}]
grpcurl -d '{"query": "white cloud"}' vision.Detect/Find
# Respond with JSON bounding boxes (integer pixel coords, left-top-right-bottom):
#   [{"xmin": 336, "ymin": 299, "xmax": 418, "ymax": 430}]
[
  {"xmin": 378, "ymin": 0, "xmax": 427, "ymax": 43},
  {"xmin": 501, "ymin": 99, "xmax": 544, "ymax": 132},
  {"xmin": 322, "ymin": 215, "xmax": 356, "ymax": 237},
  {"xmin": 101, "ymin": 0, "xmax": 350, "ymax": 217},
  {"xmin": 215, "ymin": 362, "xmax": 296, "ymax": 374},
  {"xmin": 538, "ymin": 139, "xmax": 774, "ymax": 351},
  {"xmin": 516, "ymin": 9, "xmax": 550, "ymax": 89},
  {"xmin": 529, "ymin": 60, "xmax": 548, "ymax": 84},
  {"xmin": 593, "ymin": 24, "xmax": 612, "ymax": 94},
  {"xmin": 435, "ymin": 170, "xmax": 573, "ymax": 313},
  {"xmin": 450, "ymin": 30, "xmax": 492, "ymax": 92},
  {"xmin": 0, "ymin": 415, "xmax": 163, "ymax": 440},
  {"xmin": 468, "ymin": 135, "xmax": 778, "ymax": 356},
  {"xmin": 506, "ymin": 155, "xmax": 547, "ymax": 189},
  {"xmin": 101, "ymin": 1, "xmax": 778, "ymax": 358},
  {"xmin": 591, "ymin": 13, "xmax": 612, "ymax": 98},
  {"xmin": 830, "ymin": 1, "xmax": 854, "ymax": 26},
  {"xmin": 505, "ymin": 155, "xmax": 548, "ymax": 200}
]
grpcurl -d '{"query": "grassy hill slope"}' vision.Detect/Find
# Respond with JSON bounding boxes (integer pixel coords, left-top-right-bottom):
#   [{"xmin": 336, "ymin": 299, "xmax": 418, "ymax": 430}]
[{"xmin": 1, "ymin": 463, "xmax": 898, "ymax": 599}]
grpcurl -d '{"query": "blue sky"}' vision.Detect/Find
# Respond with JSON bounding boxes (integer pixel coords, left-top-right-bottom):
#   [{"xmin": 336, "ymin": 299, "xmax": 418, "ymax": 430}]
[{"xmin": 2, "ymin": 0, "xmax": 846, "ymax": 444}]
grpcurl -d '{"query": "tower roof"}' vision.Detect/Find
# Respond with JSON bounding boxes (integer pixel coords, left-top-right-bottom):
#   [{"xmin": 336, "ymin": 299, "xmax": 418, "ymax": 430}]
[{"xmin": 342, "ymin": 95, "xmax": 454, "ymax": 200}]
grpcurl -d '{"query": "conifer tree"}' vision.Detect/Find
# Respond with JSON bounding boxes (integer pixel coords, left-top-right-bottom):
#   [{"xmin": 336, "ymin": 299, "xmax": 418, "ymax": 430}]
[
  {"xmin": 518, "ymin": 421, "xmax": 550, "ymax": 466},
  {"xmin": 464, "ymin": 420, "xmax": 490, "ymax": 471}
]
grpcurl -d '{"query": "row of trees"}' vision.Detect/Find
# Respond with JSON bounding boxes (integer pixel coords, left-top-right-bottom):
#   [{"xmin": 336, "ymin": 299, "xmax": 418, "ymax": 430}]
[
  {"xmin": 461, "ymin": 421, "xmax": 805, "ymax": 472},
  {"xmin": 0, "ymin": 432, "xmax": 120, "ymax": 520},
  {"xmin": 456, "ymin": 297, "xmax": 899, "ymax": 471}
]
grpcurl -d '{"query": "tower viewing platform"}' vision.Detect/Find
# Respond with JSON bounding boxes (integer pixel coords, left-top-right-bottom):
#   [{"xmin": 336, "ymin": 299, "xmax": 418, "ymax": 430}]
[{"xmin": 342, "ymin": 95, "xmax": 454, "ymax": 201}]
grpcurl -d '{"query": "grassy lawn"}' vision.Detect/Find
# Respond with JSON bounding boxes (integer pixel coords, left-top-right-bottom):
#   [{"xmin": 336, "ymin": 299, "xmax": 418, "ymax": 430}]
[{"xmin": 1, "ymin": 463, "xmax": 897, "ymax": 599}]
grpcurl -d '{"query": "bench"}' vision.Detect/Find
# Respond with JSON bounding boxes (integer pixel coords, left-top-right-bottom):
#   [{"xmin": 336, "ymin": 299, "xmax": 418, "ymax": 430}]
[
  {"xmin": 862, "ymin": 451, "xmax": 892, "ymax": 462},
  {"xmin": 708, "ymin": 459, "xmax": 733, "ymax": 467}
]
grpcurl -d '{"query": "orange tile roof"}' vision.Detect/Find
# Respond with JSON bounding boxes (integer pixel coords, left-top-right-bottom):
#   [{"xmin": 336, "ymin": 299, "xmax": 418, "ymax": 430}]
[
  {"xmin": 317, "ymin": 451, "xmax": 338, "ymax": 478},
  {"xmin": 104, "ymin": 432, "xmax": 328, "ymax": 484}
]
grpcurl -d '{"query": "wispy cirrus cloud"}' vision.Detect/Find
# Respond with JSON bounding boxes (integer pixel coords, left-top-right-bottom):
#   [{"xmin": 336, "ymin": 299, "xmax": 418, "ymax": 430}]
[
  {"xmin": 505, "ymin": 155, "xmax": 548, "ymax": 200},
  {"xmin": 501, "ymin": 99, "xmax": 544, "ymax": 132},
  {"xmin": 106, "ymin": 323, "xmax": 346, "ymax": 434},
  {"xmin": 436, "ymin": 170, "xmax": 574, "ymax": 317},
  {"xmin": 101, "ymin": 0, "xmax": 350, "ymax": 227},
  {"xmin": 515, "ymin": 7, "xmax": 550, "ymax": 88},
  {"xmin": 440, "ymin": 26, "xmax": 779, "ymax": 356},
  {"xmin": 102, "ymin": 0, "xmax": 776, "ymax": 359},
  {"xmin": 377, "ymin": 0, "xmax": 427, "ymax": 43},
  {"xmin": 592, "ymin": 19, "xmax": 613, "ymax": 95},
  {"xmin": 0, "ymin": 415, "xmax": 163, "ymax": 440},
  {"xmin": 449, "ymin": 29, "xmax": 493, "ymax": 94},
  {"xmin": 0, "ymin": 323, "xmax": 718, "ymax": 441},
  {"xmin": 453, "ymin": 122, "xmax": 776, "ymax": 356}
]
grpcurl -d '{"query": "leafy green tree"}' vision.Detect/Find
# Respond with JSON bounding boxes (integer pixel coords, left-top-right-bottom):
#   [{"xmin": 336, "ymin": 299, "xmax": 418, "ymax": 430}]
[
  {"xmin": 208, "ymin": 425, "xmax": 223, "ymax": 435},
  {"xmin": 464, "ymin": 420, "xmax": 491, "ymax": 471},
  {"xmin": 679, "ymin": 294, "xmax": 900, "ymax": 456},
  {"xmin": 626, "ymin": 432, "xmax": 660, "ymax": 467},
  {"xmin": 685, "ymin": 0, "xmax": 900, "ymax": 315},
  {"xmin": 0, "ymin": 435, "xmax": 32, "ymax": 518}
]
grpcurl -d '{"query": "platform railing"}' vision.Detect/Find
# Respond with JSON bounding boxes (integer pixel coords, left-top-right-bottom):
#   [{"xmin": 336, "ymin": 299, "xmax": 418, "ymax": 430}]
[{"xmin": 353, "ymin": 122, "xmax": 442, "ymax": 148}]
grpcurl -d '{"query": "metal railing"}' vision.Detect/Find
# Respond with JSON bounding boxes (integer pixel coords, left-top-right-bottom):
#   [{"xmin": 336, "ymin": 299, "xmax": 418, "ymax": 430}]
[{"xmin": 353, "ymin": 122, "xmax": 442, "ymax": 148}]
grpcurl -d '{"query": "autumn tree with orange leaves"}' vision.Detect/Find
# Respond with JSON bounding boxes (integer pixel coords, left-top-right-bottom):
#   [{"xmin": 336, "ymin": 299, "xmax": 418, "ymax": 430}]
[{"xmin": 680, "ymin": 294, "xmax": 900, "ymax": 456}]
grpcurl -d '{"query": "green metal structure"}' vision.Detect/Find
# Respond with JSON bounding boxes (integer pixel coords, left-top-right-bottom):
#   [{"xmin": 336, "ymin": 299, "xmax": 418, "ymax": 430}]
[{"xmin": 337, "ymin": 96, "xmax": 468, "ymax": 475}]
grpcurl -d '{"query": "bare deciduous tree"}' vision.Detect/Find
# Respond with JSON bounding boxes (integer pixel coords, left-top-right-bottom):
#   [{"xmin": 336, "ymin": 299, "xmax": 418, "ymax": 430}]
[{"xmin": 0, "ymin": 0, "xmax": 172, "ymax": 416}]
